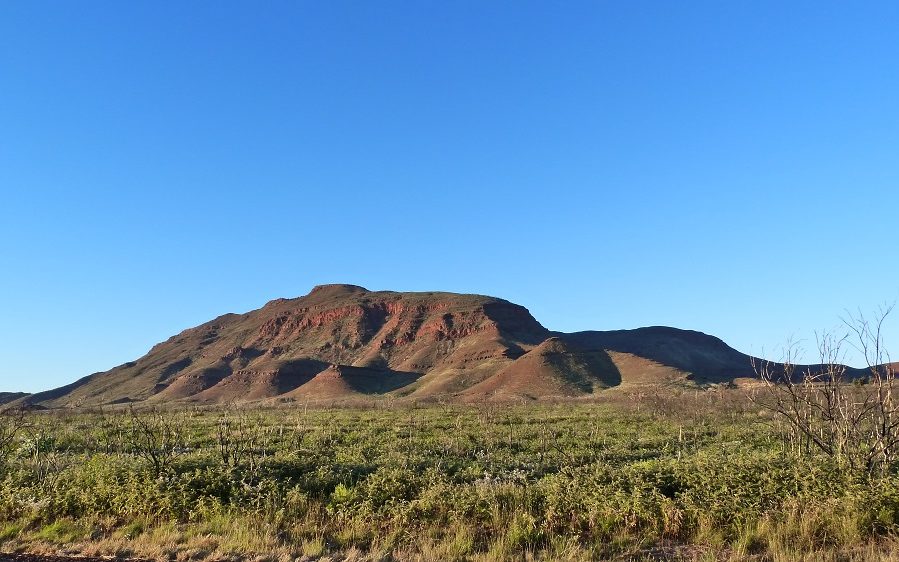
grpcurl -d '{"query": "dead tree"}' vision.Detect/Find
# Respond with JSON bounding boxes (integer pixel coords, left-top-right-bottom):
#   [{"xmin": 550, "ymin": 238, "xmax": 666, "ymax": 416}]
[
  {"xmin": 217, "ymin": 406, "xmax": 270, "ymax": 477},
  {"xmin": 126, "ymin": 406, "xmax": 182, "ymax": 478},
  {"xmin": 753, "ymin": 306, "xmax": 896, "ymax": 476}
]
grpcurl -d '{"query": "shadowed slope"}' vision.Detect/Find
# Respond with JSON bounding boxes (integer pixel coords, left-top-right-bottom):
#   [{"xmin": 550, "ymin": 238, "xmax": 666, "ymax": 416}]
[
  {"xmin": 0, "ymin": 392, "xmax": 29, "ymax": 406},
  {"xmin": 281, "ymin": 365, "xmax": 422, "ymax": 400},
  {"xmin": 560, "ymin": 327, "xmax": 756, "ymax": 384},
  {"xmin": 190, "ymin": 359, "xmax": 330, "ymax": 402},
  {"xmin": 464, "ymin": 337, "xmax": 621, "ymax": 400}
]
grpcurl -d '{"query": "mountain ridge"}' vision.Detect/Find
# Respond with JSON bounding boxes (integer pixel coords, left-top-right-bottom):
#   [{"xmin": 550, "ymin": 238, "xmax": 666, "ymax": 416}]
[
  {"xmin": 11, "ymin": 285, "xmax": 777, "ymax": 408},
  {"xmin": 0, "ymin": 392, "xmax": 30, "ymax": 406}
]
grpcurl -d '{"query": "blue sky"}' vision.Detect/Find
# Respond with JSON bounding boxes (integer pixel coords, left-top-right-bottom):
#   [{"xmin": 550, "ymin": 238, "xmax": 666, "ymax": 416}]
[{"xmin": 2, "ymin": 1, "xmax": 898, "ymax": 393}]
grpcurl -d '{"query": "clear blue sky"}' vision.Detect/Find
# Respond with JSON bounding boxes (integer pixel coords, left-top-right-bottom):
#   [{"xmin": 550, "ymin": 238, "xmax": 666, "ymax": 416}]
[{"xmin": 2, "ymin": 1, "xmax": 898, "ymax": 393}]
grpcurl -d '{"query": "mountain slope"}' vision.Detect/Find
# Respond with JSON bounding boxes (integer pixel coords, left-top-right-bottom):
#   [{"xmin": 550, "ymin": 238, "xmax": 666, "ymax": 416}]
[
  {"xmin": 561, "ymin": 327, "xmax": 756, "ymax": 383},
  {"xmin": 0, "ymin": 392, "xmax": 29, "ymax": 406},
  {"xmin": 463, "ymin": 337, "xmax": 622, "ymax": 399},
  {"xmin": 23, "ymin": 285, "xmax": 550, "ymax": 407},
  {"xmin": 19, "ymin": 285, "xmax": 766, "ymax": 407}
]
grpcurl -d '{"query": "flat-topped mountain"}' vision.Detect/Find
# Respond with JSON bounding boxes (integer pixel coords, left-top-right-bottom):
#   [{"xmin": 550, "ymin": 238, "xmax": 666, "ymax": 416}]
[{"xmin": 17, "ymin": 285, "xmax": 762, "ymax": 407}]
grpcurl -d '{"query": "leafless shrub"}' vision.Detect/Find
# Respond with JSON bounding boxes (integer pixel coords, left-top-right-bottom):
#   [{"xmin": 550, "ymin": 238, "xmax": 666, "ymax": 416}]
[
  {"xmin": 753, "ymin": 305, "xmax": 896, "ymax": 476},
  {"xmin": 126, "ymin": 406, "xmax": 184, "ymax": 478},
  {"xmin": 0, "ymin": 408, "xmax": 28, "ymax": 472},
  {"xmin": 217, "ymin": 405, "xmax": 270, "ymax": 475}
]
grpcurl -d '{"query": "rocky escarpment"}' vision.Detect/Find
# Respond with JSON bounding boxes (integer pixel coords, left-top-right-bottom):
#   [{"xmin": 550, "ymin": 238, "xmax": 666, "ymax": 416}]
[{"xmin": 17, "ymin": 285, "xmax": 767, "ymax": 408}]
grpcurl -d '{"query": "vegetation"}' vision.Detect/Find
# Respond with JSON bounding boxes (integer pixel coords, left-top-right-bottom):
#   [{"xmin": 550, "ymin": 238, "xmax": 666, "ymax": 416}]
[
  {"xmin": 753, "ymin": 307, "xmax": 899, "ymax": 476},
  {"xmin": 3, "ymin": 392, "xmax": 899, "ymax": 561}
]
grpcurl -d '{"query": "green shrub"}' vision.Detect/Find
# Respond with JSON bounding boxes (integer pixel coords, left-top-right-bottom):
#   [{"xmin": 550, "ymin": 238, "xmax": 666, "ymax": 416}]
[{"xmin": 3, "ymin": 401, "xmax": 899, "ymax": 559}]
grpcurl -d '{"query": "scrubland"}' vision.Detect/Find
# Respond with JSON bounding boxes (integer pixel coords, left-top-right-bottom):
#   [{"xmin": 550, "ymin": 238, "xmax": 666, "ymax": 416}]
[{"xmin": 2, "ymin": 390, "xmax": 899, "ymax": 561}]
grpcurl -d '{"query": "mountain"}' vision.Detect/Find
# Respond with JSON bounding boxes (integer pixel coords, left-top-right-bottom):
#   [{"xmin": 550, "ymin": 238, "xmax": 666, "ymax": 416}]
[
  {"xmin": 0, "ymin": 392, "xmax": 30, "ymax": 406},
  {"xmin": 16, "ymin": 284, "xmax": 763, "ymax": 408}
]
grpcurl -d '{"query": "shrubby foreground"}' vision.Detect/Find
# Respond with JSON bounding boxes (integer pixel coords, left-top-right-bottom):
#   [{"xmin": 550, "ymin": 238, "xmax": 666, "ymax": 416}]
[{"xmin": 2, "ymin": 391, "xmax": 899, "ymax": 561}]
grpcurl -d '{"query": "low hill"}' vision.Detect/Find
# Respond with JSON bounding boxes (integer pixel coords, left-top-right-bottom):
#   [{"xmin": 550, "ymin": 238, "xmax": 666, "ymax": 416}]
[
  {"xmin": 17, "ymin": 285, "xmax": 776, "ymax": 407},
  {"xmin": 464, "ymin": 337, "xmax": 621, "ymax": 399},
  {"xmin": 561, "ymin": 327, "xmax": 757, "ymax": 383},
  {"xmin": 0, "ymin": 392, "xmax": 30, "ymax": 406}
]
